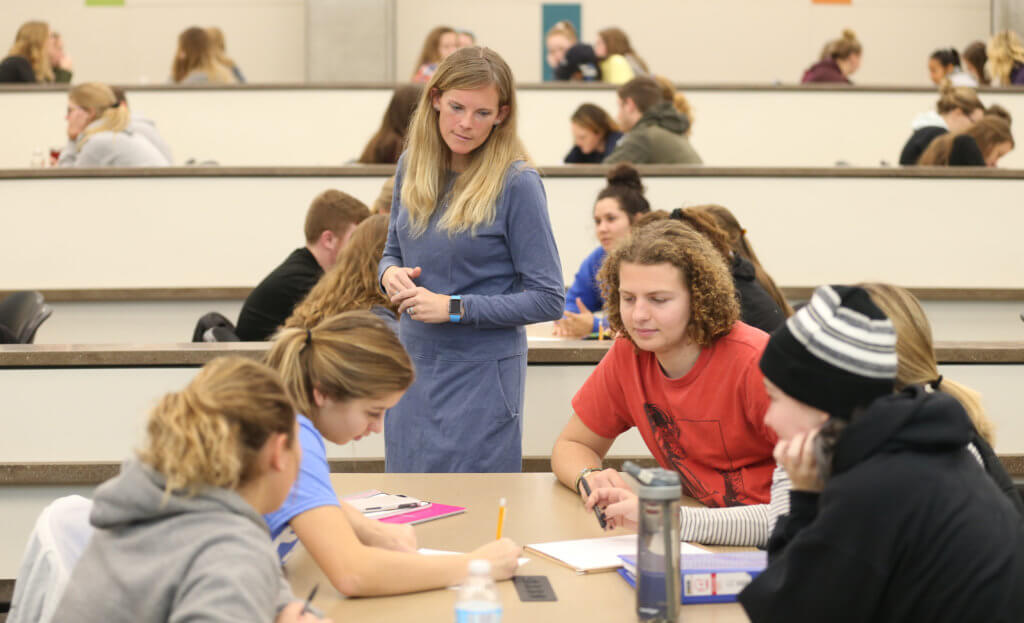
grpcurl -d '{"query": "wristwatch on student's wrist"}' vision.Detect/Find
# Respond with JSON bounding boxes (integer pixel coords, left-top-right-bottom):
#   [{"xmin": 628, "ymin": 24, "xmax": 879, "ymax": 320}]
[
  {"xmin": 448, "ymin": 295, "xmax": 463, "ymax": 323},
  {"xmin": 575, "ymin": 467, "xmax": 601, "ymax": 494}
]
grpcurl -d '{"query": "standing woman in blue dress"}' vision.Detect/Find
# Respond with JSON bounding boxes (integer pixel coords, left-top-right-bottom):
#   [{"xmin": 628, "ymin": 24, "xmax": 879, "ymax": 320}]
[{"xmin": 379, "ymin": 46, "xmax": 565, "ymax": 473}]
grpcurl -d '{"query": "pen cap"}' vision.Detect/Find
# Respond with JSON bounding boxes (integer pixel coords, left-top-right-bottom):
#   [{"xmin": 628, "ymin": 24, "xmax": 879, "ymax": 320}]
[{"xmin": 623, "ymin": 460, "xmax": 681, "ymax": 500}]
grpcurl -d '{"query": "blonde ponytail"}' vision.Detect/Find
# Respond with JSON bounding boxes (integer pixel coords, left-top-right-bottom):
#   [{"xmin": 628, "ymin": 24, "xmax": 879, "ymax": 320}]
[
  {"xmin": 265, "ymin": 311, "xmax": 414, "ymax": 423},
  {"xmin": 69, "ymin": 83, "xmax": 131, "ymax": 146},
  {"xmin": 861, "ymin": 283, "xmax": 995, "ymax": 445},
  {"xmin": 138, "ymin": 357, "xmax": 295, "ymax": 497}
]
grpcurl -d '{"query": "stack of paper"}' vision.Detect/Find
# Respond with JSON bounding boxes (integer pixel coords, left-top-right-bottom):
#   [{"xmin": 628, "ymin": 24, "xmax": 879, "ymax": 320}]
[
  {"xmin": 343, "ymin": 490, "xmax": 465, "ymax": 525},
  {"xmin": 525, "ymin": 535, "xmax": 709, "ymax": 574}
]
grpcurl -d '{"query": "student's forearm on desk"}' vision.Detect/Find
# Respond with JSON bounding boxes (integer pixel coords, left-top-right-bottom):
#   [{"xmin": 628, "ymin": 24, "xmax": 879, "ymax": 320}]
[
  {"xmin": 551, "ymin": 438, "xmax": 604, "ymax": 491},
  {"xmin": 292, "ymin": 506, "xmax": 467, "ymax": 596}
]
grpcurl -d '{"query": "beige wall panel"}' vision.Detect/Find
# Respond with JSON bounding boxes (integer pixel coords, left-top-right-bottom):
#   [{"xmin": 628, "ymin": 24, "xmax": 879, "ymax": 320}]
[
  {"xmin": 0, "ymin": 0, "xmax": 305, "ymax": 84},
  {"xmin": 7, "ymin": 88, "xmax": 1024, "ymax": 169},
  {"xmin": 3, "ymin": 174, "xmax": 1023, "ymax": 291}
]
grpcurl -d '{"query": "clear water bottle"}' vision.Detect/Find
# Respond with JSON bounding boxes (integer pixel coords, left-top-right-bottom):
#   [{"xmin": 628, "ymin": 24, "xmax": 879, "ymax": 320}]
[
  {"xmin": 455, "ymin": 559, "xmax": 502, "ymax": 623},
  {"xmin": 623, "ymin": 460, "xmax": 682, "ymax": 622}
]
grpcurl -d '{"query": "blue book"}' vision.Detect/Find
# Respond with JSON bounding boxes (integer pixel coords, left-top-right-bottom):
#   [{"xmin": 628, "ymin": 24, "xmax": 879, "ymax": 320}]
[{"xmin": 617, "ymin": 551, "xmax": 767, "ymax": 604}]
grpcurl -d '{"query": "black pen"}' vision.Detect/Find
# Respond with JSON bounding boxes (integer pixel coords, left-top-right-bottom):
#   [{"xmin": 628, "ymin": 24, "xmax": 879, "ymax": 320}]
[
  {"xmin": 300, "ymin": 584, "xmax": 319, "ymax": 616},
  {"xmin": 579, "ymin": 475, "xmax": 608, "ymax": 529}
]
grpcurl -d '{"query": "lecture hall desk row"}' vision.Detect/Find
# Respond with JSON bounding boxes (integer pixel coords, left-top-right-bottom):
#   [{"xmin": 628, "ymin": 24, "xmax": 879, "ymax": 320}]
[
  {"xmin": 0, "ymin": 340, "xmax": 1021, "ymax": 594},
  {"xmin": 4, "ymin": 165, "xmax": 1022, "ymax": 294},
  {"xmin": 4, "ymin": 82, "xmax": 1024, "ymax": 169}
]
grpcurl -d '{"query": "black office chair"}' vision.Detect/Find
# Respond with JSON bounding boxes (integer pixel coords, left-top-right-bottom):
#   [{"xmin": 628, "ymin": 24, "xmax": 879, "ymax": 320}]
[{"xmin": 0, "ymin": 291, "xmax": 53, "ymax": 344}]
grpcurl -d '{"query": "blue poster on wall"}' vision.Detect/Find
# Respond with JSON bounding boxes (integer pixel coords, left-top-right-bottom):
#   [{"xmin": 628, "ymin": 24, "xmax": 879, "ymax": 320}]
[{"xmin": 541, "ymin": 4, "xmax": 581, "ymax": 81}]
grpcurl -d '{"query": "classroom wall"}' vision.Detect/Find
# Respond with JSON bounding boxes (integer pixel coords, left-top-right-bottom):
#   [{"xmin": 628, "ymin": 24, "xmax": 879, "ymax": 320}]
[
  {"xmin": 0, "ymin": 0, "xmax": 305, "ymax": 84},
  {"xmin": 6, "ymin": 174, "xmax": 1023, "ymax": 292},
  {"xmin": 0, "ymin": 0, "xmax": 992, "ymax": 85}
]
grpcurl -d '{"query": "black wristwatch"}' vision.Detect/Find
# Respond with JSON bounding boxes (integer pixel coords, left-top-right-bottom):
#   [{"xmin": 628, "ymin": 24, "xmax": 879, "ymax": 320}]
[{"xmin": 448, "ymin": 295, "xmax": 462, "ymax": 323}]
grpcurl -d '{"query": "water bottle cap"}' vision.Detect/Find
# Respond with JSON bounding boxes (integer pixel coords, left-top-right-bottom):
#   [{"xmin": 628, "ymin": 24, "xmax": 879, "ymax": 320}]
[
  {"xmin": 623, "ymin": 461, "xmax": 682, "ymax": 499},
  {"xmin": 468, "ymin": 559, "xmax": 491, "ymax": 575}
]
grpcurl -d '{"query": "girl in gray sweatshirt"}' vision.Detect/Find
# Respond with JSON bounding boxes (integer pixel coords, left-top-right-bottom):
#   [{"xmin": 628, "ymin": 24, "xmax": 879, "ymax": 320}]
[{"xmin": 50, "ymin": 357, "xmax": 327, "ymax": 623}]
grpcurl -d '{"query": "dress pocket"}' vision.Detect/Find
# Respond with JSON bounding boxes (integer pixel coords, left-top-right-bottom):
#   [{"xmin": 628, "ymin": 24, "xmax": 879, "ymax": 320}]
[{"xmin": 494, "ymin": 354, "xmax": 524, "ymax": 420}]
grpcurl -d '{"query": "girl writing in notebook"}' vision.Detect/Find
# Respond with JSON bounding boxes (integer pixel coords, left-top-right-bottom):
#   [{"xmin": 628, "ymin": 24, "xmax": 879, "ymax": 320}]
[
  {"xmin": 550, "ymin": 219, "xmax": 777, "ymax": 511},
  {"xmin": 264, "ymin": 311, "xmax": 522, "ymax": 596},
  {"xmin": 52, "ymin": 357, "xmax": 326, "ymax": 623}
]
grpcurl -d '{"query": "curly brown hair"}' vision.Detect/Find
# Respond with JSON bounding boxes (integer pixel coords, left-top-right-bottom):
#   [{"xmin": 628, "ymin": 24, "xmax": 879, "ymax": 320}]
[
  {"xmin": 285, "ymin": 214, "xmax": 394, "ymax": 329},
  {"xmin": 599, "ymin": 219, "xmax": 739, "ymax": 349}
]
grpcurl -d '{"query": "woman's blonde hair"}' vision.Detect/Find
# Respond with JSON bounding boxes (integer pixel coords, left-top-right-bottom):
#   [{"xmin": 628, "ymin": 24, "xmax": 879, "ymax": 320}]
[
  {"xmin": 918, "ymin": 115, "xmax": 1014, "ymax": 165},
  {"xmin": 138, "ymin": 356, "xmax": 295, "ymax": 497},
  {"xmin": 688, "ymin": 204, "xmax": 794, "ymax": 317},
  {"xmin": 598, "ymin": 27, "xmax": 649, "ymax": 74},
  {"xmin": 69, "ymin": 83, "xmax": 130, "ymax": 145},
  {"xmin": 986, "ymin": 30, "xmax": 1024, "ymax": 87},
  {"xmin": 206, "ymin": 26, "xmax": 237, "ymax": 72},
  {"xmin": 265, "ymin": 311, "xmax": 414, "ymax": 424},
  {"xmin": 8, "ymin": 21, "xmax": 53, "ymax": 83},
  {"xmin": 172, "ymin": 26, "xmax": 235, "ymax": 84},
  {"xmin": 600, "ymin": 219, "xmax": 739, "ymax": 350},
  {"xmin": 821, "ymin": 28, "xmax": 862, "ymax": 61},
  {"xmin": 401, "ymin": 46, "xmax": 529, "ymax": 236},
  {"xmin": 860, "ymin": 283, "xmax": 994, "ymax": 445},
  {"xmin": 935, "ymin": 83, "xmax": 983, "ymax": 116},
  {"xmin": 412, "ymin": 25, "xmax": 456, "ymax": 76},
  {"xmin": 546, "ymin": 20, "xmax": 578, "ymax": 44},
  {"xmin": 286, "ymin": 215, "xmax": 395, "ymax": 329}
]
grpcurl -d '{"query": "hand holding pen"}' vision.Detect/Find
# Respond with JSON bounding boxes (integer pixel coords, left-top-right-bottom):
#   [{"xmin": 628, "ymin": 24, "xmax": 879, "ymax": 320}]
[{"xmin": 276, "ymin": 585, "xmax": 332, "ymax": 623}]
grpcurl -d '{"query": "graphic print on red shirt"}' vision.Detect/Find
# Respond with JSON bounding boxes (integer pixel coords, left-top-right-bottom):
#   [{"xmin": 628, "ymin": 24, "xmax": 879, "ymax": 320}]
[{"xmin": 572, "ymin": 323, "xmax": 777, "ymax": 508}]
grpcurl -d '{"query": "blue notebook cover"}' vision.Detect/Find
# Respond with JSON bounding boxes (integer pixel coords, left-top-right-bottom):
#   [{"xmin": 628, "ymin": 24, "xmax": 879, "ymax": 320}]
[{"xmin": 617, "ymin": 551, "xmax": 767, "ymax": 604}]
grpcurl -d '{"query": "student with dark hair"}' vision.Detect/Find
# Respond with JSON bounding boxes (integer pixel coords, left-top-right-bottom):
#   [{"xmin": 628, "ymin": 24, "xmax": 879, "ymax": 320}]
[
  {"xmin": 50, "ymin": 357, "xmax": 326, "ymax": 623},
  {"xmin": 551, "ymin": 219, "xmax": 776, "ymax": 514},
  {"xmin": 928, "ymin": 47, "xmax": 975, "ymax": 86},
  {"xmin": 666, "ymin": 208, "xmax": 785, "ymax": 333},
  {"xmin": 410, "ymin": 26, "xmax": 457, "ymax": 83},
  {"xmin": 918, "ymin": 114, "xmax": 1014, "ymax": 167},
  {"xmin": 564, "ymin": 103, "xmax": 623, "ymax": 163},
  {"xmin": 553, "ymin": 163, "xmax": 650, "ymax": 337},
  {"xmin": 802, "ymin": 29, "xmax": 861, "ymax": 84},
  {"xmin": 236, "ymin": 190, "xmax": 370, "ymax": 341},
  {"xmin": 604, "ymin": 76, "xmax": 701, "ymax": 165},
  {"xmin": 899, "ymin": 84, "xmax": 984, "ymax": 165},
  {"xmin": 358, "ymin": 84, "xmax": 423, "ymax": 164},
  {"xmin": 737, "ymin": 285, "xmax": 1024, "ymax": 622},
  {"xmin": 963, "ymin": 40, "xmax": 989, "ymax": 85}
]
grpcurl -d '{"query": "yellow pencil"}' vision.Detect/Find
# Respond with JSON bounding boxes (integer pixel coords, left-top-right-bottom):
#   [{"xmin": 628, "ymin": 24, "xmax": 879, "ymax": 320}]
[{"xmin": 496, "ymin": 497, "xmax": 507, "ymax": 539}]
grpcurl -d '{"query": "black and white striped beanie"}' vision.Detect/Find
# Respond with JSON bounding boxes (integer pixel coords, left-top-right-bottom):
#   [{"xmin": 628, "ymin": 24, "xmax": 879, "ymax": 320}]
[{"xmin": 759, "ymin": 285, "xmax": 898, "ymax": 419}]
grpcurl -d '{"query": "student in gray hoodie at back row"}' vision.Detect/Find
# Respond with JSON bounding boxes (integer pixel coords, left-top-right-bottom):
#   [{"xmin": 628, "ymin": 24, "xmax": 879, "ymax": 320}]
[
  {"xmin": 51, "ymin": 357, "xmax": 330, "ymax": 623},
  {"xmin": 604, "ymin": 76, "xmax": 702, "ymax": 165}
]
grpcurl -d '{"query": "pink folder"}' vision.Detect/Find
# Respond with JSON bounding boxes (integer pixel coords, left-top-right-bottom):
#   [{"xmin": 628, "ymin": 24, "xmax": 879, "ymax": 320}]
[{"xmin": 378, "ymin": 503, "xmax": 466, "ymax": 525}]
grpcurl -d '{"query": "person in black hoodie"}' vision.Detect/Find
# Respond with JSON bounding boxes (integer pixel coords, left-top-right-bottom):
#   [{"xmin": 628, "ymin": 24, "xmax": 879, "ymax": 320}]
[
  {"xmin": 898, "ymin": 84, "xmax": 984, "ymax": 165},
  {"xmin": 739, "ymin": 285, "xmax": 1024, "ymax": 623},
  {"xmin": 666, "ymin": 208, "xmax": 785, "ymax": 333}
]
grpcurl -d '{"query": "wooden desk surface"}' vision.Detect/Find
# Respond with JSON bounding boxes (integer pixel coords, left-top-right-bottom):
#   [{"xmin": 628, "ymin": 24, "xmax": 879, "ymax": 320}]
[{"xmin": 284, "ymin": 473, "xmax": 749, "ymax": 622}]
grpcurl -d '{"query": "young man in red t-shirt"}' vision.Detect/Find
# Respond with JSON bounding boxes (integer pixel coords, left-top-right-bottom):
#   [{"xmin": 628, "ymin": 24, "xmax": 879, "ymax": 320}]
[{"xmin": 551, "ymin": 218, "xmax": 777, "ymax": 517}]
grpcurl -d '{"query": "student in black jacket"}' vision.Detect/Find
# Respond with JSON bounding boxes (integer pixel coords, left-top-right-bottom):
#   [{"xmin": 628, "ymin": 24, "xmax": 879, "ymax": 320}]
[
  {"xmin": 739, "ymin": 285, "xmax": 1024, "ymax": 623},
  {"xmin": 235, "ymin": 190, "xmax": 369, "ymax": 341},
  {"xmin": 919, "ymin": 114, "xmax": 1014, "ymax": 167},
  {"xmin": 898, "ymin": 84, "xmax": 984, "ymax": 165}
]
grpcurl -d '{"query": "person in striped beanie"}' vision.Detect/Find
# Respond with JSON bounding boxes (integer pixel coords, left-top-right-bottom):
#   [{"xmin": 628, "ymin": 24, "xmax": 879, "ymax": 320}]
[{"xmin": 740, "ymin": 285, "xmax": 1024, "ymax": 623}]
